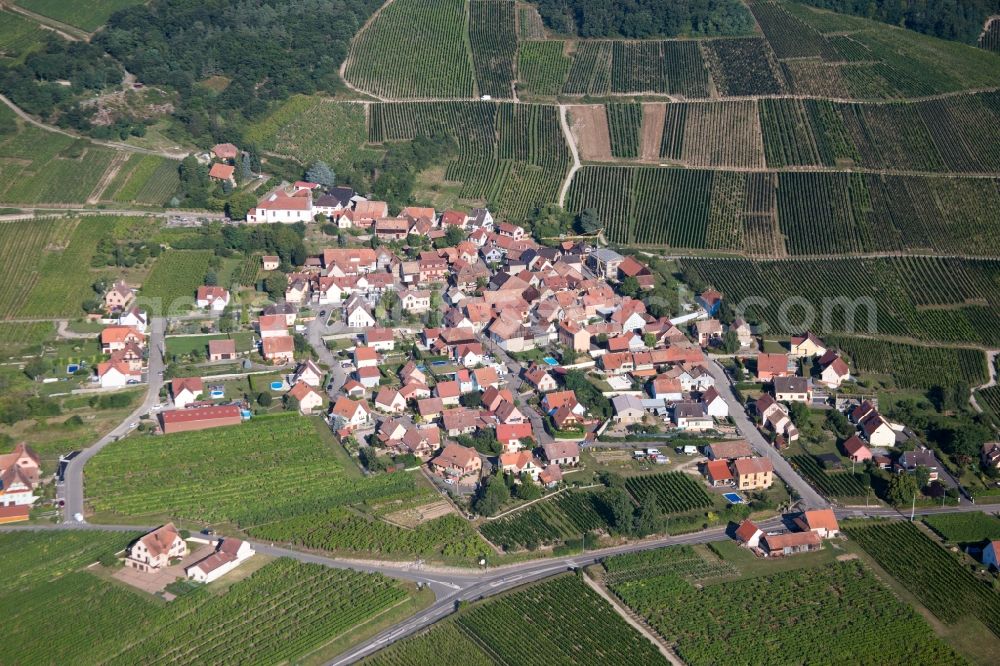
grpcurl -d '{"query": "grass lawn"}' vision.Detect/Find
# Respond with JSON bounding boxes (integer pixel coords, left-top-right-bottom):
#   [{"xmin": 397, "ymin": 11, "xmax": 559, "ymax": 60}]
[{"xmin": 708, "ymin": 539, "xmax": 839, "ymax": 579}]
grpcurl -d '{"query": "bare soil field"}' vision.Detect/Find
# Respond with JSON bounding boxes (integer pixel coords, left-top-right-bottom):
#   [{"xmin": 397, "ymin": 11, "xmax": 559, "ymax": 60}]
[{"xmin": 569, "ymin": 105, "xmax": 612, "ymax": 161}]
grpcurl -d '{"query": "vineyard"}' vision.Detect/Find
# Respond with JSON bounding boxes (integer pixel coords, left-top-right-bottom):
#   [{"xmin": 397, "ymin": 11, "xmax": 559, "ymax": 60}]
[
  {"xmin": 458, "ymin": 575, "xmax": 667, "ymax": 665},
  {"xmin": 106, "ymin": 154, "xmax": 180, "ymax": 206},
  {"xmin": 787, "ymin": 455, "xmax": 869, "ymax": 498},
  {"xmin": 563, "ymin": 40, "xmax": 710, "ymax": 98},
  {"xmin": 86, "ymin": 415, "xmax": 430, "ymax": 529},
  {"xmin": 982, "ymin": 18, "xmax": 1000, "ymax": 52},
  {"xmin": 844, "ymin": 520, "xmax": 1000, "ymax": 638},
  {"xmin": 369, "ymin": 101, "xmax": 570, "ymax": 219},
  {"xmin": 0, "ymin": 537, "xmax": 414, "ymax": 666},
  {"xmin": 923, "ymin": 511, "xmax": 1000, "ymax": 543},
  {"xmin": 248, "ymin": 509, "xmax": 488, "ymax": 562},
  {"xmin": 609, "ymin": 558, "xmax": 963, "ymax": 665},
  {"xmin": 517, "ymin": 41, "xmax": 570, "ymax": 96},
  {"xmin": 623, "ymin": 471, "xmax": 713, "ymax": 514},
  {"xmin": 469, "ymin": 1, "xmax": 516, "ymax": 99},
  {"xmin": 680, "ymin": 257, "xmax": 1000, "ymax": 346},
  {"xmin": 829, "ymin": 336, "xmax": 989, "ymax": 389},
  {"xmin": 704, "ymin": 38, "xmax": 786, "ymax": 97},
  {"xmin": 0, "ymin": 9, "xmax": 48, "ymax": 63},
  {"xmin": 138, "ymin": 249, "xmax": 213, "ymax": 314},
  {"xmin": 344, "ymin": 0, "xmax": 475, "ymax": 98},
  {"xmin": 660, "ymin": 100, "xmax": 765, "ymax": 168},
  {"xmin": 480, "ymin": 489, "xmax": 613, "ymax": 551},
  {"xmin": 364, "ymin": 624, "xmax": 494, "ymax": 666},
  {"xmin": 12, "ymin": 0, "xmax": 145, "ymax": 31},
  {"xmin": 606, "ymin": 103, "xmax": 641, "ymax": 159},
  {"xmin": 979, "ymin": 385, "xmax": 1000, "ymax": 423},
  {"xmin": 603, "ymin": 544, "xmax": 736, "ymax": 585}
]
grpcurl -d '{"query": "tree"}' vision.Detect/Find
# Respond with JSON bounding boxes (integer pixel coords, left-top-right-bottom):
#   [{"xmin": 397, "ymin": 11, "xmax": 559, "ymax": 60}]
[
  {"xmin": 603, "ymin": 487, "xmax": 634, "ymax": 535},
  {"xmin": 204, "ymin": 271, "xmax": 218, "ymax": 286},
  {"xmin": 620, "ymin": 276, "xmax": 640, "ymax": 297},
  {"xmin": 237, "ymin": 152, "xmax": 253, "ymax": 183},
  {"xmin": 23, "ymin": 358, "xmax": 48, "ymax": 380},
  {"xmin": 264, "ymin": 273, "xmax": 288, "ymax": 301},
  {"xmin": 915, "ymin": 465, "xmax": 931, "ymax": 490},
  {"xmin": 634, "ymin": 490, "xmax": 664, "ymax": 537},
  {"xmin": 283, "ymin": 395, "xmax": 300, "ymax": 412},
  {"xmin": 515, "ymin": 474, "xmax": 542, "ymax": 501},
  {"xmin": 886, "ymin": 472, "xmax": 919, "ymax": 507},
  {"xmin": 460, "ymin": 392, "xmax": 482, "ymax": 408},
  {"xmin": 444, "ymin": 225, "xmax": 465, "ymax": 246},
  {"xmin": 256, "ymin": 392, "xmax": 272, "ymax": 407},
  {"xmin": 225, "ymin": 192, "xmax": 257, "ymax": 221},
  {"xmin": 575, "ymin": 208, "xmax": 602, "ymax": 234},
  {"xmin": 473, "ymin": 474, "xmax": 509, "ymax": 516},
  {"xmin": 788, "ymin": 401, "xmax": 810, "ymax": 425},
  {"xmin": 721, "ymin": 329, "xmax": 739, "ymax": 353},
  {"xmin": 305, "ymin": 160, "xmax": 335, "ymax": 188}
]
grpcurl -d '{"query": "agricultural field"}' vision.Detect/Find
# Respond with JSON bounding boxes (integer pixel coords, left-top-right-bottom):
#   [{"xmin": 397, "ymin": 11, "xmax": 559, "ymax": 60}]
[
  {"xmin": 13, "ymin": 0, "xmax": 144, "ymax": 31},
  {"xmin": 344, "ymin": 0, "xmax": 475, "ymax": 98},
  {"xmin": 660, "ymin": 100, "xmax": 765, "ymax": 168},
  {"xmin": 703, "ymin": 38, "xmax": 786, "ymax": 97},
  {"xmin": 469, "ymin": 0, "xmax": 516, "ymax": 99},
  {"xmin": 844, "ymin": 520, "xmax": 1000, "ymax": 639},
  {"xmin": 480, "ymin": 489, "xmax": 613, "ymax": 551},
  {"xmin": 105, "ymin": 154, "xmax": 180, "ymax": 206},
  {"xmin": 787, "ymin": 455, "xmax": 869, "ymax": 498},
  {"xmin": 923, "ymin": 512, "xmax": 1000, "ymax": 544},
  {"xmin": 366, "ymin": 575, "xmax": 667, "ymax": 665},
  {"xmin": 563, "ymin": 40, "xmax": 710, "ymax": 98},
  {"xmin": 518, "ymin": 4, "xmax": 546, "ymax": 40},
  {"xmin": 0, "ymin": 320, "xmax": 53, "ymax": 352},
  {"xmin": 979, "ymin": 385, "xmax": 1000, "ymax": 424},
  {"xmin": 517, "ymin": 41, "xmax": 571, "ymax": 96},
  {"xmin": 829, "ymin": 337, "xmax": 989, "ymax": 389},
  {"xmin": 0, "ymin": 531, "xmax": 417, "ymax": 665},
  {"xmin": 138, "ymin": 249, "xmax": 213, "ymax": 314},
  {"xmin": 369, "ymin": 101, "xmax": 570, "ymax": 219},
  {"xmin": 609, "ymin": 554, "xmax": 963, "ymax": 665},
  {"xmin": 982, "ymin": 19, "xmax": 1000, "ymax": 52},
  {"xmin": 680, "ymin": 257, "xmax": 1000, "ymax": 346},
  {"xmin": 606, "ymin": 103, "xmax": 641, "ymax": 159},
  {"xmin": 0, "ymin": 9, "xmax": 48, "ymax": 64},
  {"xmin": 602, "ymin": 544, "xmax": 736, "ymax": 585},
  {"xmin": 623, "ymin": 471, "xmax": 713, "ymax": 514}
]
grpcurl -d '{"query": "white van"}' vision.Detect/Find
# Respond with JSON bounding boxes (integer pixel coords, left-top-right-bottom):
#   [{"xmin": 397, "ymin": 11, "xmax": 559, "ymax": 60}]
[{"xmin": 646, "ymin": 448, "xmax": 660, "ymax": 456}]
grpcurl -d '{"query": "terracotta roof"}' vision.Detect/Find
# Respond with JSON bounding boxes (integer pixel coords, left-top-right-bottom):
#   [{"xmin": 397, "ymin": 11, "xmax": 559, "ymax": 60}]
[
  {"xmin": 764, "ymin": 531, "xmax": 821, "ymax": 550},
  {"xmin": 211, "ymin": 143, "xmax": 238, "ymax": 159},
  {"xmin": 172, "ymin": 376, "xmax": 204, "ymax": 395},
  {"xmin": 160, "ymin": 405, "xmax": 241, "ymax": 424},
  {"xmin": 354, "ymin": 346, "xmax": 378, "ymax": 362},
  {"xmin": 258, "ymin": 314, "xmax": 288, "ymax": 332},
  {"xmin": 732, "ymin": 457, "xmax": 774, "ymax": 476},
  {"xmin": 208, "ymin": 339, "xmax": 237, "ymax": 355},
  {"xmin": 707, "ymin": 441, "xmax": 753, "ymax": 459},
  {"xmin": 496, "ymin": 422, "xmax": 532, "ymax": 442},
  {"xmin": 542, "ymin": 441, "xmax": 579, "ymax": 460},
  {"xmin": 331, "ymin": 396, "xmax": 370, "ymax": 419},
  {"xmin": 137, "ymin": 523, "xmax": 182, "ymax": 558},
  {"xmin": 433, "ymin": 444, "xmax": 479, "ymax": 469},
  {"xmin": 757, "ymin": 353, "xmax": 789, "ymax": 375},
  {"xmin": 735, "ymin": 519, "xmax": 760, "ymax": 543},
  {"xmin": 798, "ymin": 509, "xmax": 839, "ymax": 533},
  {"xmin": 101, "ymin": 326, "xmax": 143, "ymax": 344},
  {"xmin": 705, "ymin": 459, "xmax": 733, "ymax": 482},
  {"xmin": 288, "ymin": 381, "xmax": 322, "ymax": 402},
  {"xmin": 209, "ymin": 163, "xmax": 235, "ymax": 180},
  {"xmin": 262, "ymin": 336, "xmax": 294, "ymax": 354}
]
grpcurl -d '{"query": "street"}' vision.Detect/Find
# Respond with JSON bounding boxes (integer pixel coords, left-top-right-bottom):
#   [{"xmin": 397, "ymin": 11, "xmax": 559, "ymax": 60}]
[{"xmin": 479, "ymin": 333, "xmax": 553, "ymax": 445}]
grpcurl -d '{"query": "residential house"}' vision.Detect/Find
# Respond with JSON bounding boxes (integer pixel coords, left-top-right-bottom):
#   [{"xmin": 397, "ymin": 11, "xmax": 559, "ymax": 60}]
[
  {"xmin": 208, "ymin": 339, "xmax": 238, "ymax": 361},
  {"xmin": 454, "ymin": 343, "xmax": 483, "ymax": 368},
  {"xmin": 539, "ymin": 464, "xmax": 563, "ymax": 488},
  {"xmin": 354, "ymin": 345, "xmax": 379, "ymax": 369},
  {"xmin": 171, "ymin": 377, "xmax": 204, "ymax": 408},
  {"xmin": 400, "ymin": 361, "xmax": 427, "ymax": 386},
  {"xmin": 701, "ymin": 386, "xmax": 728, "ymax": 418},
  {"xmin": 499, "ymin": 450, "xmax": 543, "ymax": 481},
  {"xmin": 344, "ymin": 295, "xmax": 376, "ymax": 328},
  {"xmin": 261, "ymin": 336, "xmax": 295, "ymax": 364},
  {"xmin": 399, "ymin": 289, "xmax": 431, "ymax": 314},
  {"xmin": 842, "ymin": 435, "xmax": 873, "ymax": 463},
  {"xmin": 558, "ymin": 320, "xmax": 590, "ymax": 353},
  {"xmin": 794, "ymin": 509, "xmax": 840, "ymax": 538},
  {"xmin": 756, "ymin": 353, "xmax": 791, "ymax": 381},
  {"xmin": 100, "ymin": 326, "xmax": 144, "ymax": 353},
  {"xmin": 435, "ymin": 381, "xmax": 461, "ymax": 406},
  {"xmin": 104, "ymin": 280, "xmax": 134, "ymax": 311},
  {"xmin": 674, "ymin": 402, "xmax": 713, "ymax": 431},
  {"xmin": 762, "ymin": 531, "xmax": 822, "ymax": 557},
  {"xmin": 790, "ymin": 332, "xmax": 827, "ymax": 358},
  {"xmin": 542, "ymin": 441, "xmax": 580, "ymax": 466},
  {"xmin": 96, "ymin": 360, "xmax": 140, "ymax": 388},
  {"xmin": 496, "ymin": 422, "xmax": 533, "ymax": 453},
  {"xmin": 257, "ymin": 314, "xmax": 288, "ymax": 339},
  {"xmin": 706, "ymin": 440, "xmax": 755, "ymax": 460},
  {"xmin": 262, "ymin": 255, "xmax": 280, "ymax": 271},
  {"xmin": 292, "ymin": 359, "xmax": 324, "ymax": 388},
  {"xmin": 288, "ymin": 381, "xmax": 325, "ymax": 414},
  {"xmin": 612, "ymin": 395, "xmax": 645, "ymax": 425},
  {"xmin": 617, "ymin": 256, "xmax": 654, "ymax": 289},
  {"xmin": 364, "ymin": 328, "xmax": 396, "ymax": 351},
  {"xmin": 430, "ymin": 444, "xmax": 482, "ymax": 482},
  {"xmin": 697, "ymin": 289, "xmax": 722, "ymax": 315},
  {"xmin": 849, "ymin": 401, "xmax": 878, "ymax": 425},
  {"xmin": 896, "ymin": 448, "xmax": 940, "ymax": 482},
  {"xmin": 523, "ymin": 365, "xmax": 558, "ymax": 392},
  {"xmin": 817, "ymin": 350, "xmax": 851, "ymax": 388},
  {"xmin": 330, "ymin": 397, "xmax": 372, "ymax": 430},
  {"xmin": 117, "ymin": 307, "xmax": 147, "ymax": 333},
  {"xmin": 773, "ymin": 376, "xmax": 811, "ymax": 403},
  {"xmin": 246, "ymin": 186, "xmax": 314, "ymax": 224},
  {"xmin": 735, "ymin": 519, "xmax": 762, "ymax": 549},
  {"xmin": 588, "ymin": 248, "xmax": 624, "ymax": 279},
  {"xmin": 694, "ymin": 319, "xmax": 723, "ymax": 347},
  {"xmin": 211, "ymin": 143, "xmax": 239, "ymax": 160},
  {"xmin": 125, "ymin": 523, "xmax": 187, "ymax": 573},
  {"xmin": 730, "ymin": 319, "xmax": 752, "ymax": 348},
  {"xmin": 209, "ymin": 162, "xmax": 235, "ymax": 184},
  {"xmin": 705, "ymin": 459, "xmax": 734, "ymax": 487},
  {"xmin": 441, "ymin": 407, "xmax": 483, "ymax": 437},
  {"xmin": 861, "ymin": 413, "xmax": 896, "ymax": 448},
  {"xmin": 417, "ymin": 397, "xmax": 445, "ymax": 421},
  {"xmin": 650, "ymin": 375, "xmax": 683, "ymax": 402},
  {"xmin": 374, "ymin": 387, "xmax": 407, "ymax": 413},
  {"xmin": 186, "ymin": 538, "xmax": 254, "ymax": 584},
  {"xmin": 732, "ymin": 457, "xmax": 774, "ymax": 490},
  {"xmin": 494, "ymin": 400, "xmax": 525, "ymax": 425},
  {"xmin": 355, "ymin": 365, "xmax": 382, "ymax": 389},
  {"xmin": 0, "ymin": 443, "xmax": 40, "ymax": 507},
  {"xmin": 472, "ymin": 367, "xmax": 501, "ymax": 392},
  {"xmin": 982, "ymin": 442, "xmax": 1000, "ymax": 469},
  {"xmin": 262, "ymin": 302, "xmax": 297, "ymax": 327}
]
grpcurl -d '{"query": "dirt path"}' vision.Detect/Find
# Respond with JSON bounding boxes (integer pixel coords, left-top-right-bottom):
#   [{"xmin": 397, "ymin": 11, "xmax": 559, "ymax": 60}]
[
  {"xmin": 970, "ymin": 349, "xmax": 999, "ymax": 414},
  {"xmin": 87, "ymin": 152, "xmax": 129, "ymax": 204},
  {"xmin": 56, "ymin": 320, "xmax": 96, "ymax": 339},
  {"xmin": 557, "ymin": 104, "xmax": 581, "ymax": 208},
  {"xmin": 1, "ymin": 2, "xmax": 89, "ymax": 41},
  {"xmin": 582, "ymin": 572, "xmax": 684, "ymax": 666},
  {"xmin": 640, "ymin": 103, "xmax": 666, "ymax": 161}
]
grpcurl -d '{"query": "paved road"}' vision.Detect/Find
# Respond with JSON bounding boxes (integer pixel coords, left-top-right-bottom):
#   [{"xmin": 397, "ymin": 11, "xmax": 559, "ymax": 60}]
[
  {"xmin": 479, "ymin": 336, "xmax": 553, "ymax": 445},
  {"xmin": 61, "ymin": 317, "xmax": 166, "ymax": 522},
  {"xmin": 703, "ymin": 360, "xmax": 828, "ymax": 509},
  {"xmin": 306, "ymin": 313, "xmax": 348, "ymax": 399}
]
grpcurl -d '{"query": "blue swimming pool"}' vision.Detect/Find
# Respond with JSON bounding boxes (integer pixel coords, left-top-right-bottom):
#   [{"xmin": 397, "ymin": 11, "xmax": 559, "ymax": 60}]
[
  {"xmin": 430, "ymin": 360, "xmax": 448, "ymax": 367},
  {"xmin": 723, "ymin": 492, "xmax": 744, "ymax": 504},
  {"xmin": 542, "ymin": 356, "xmax": 559, "ymax": 366},
  {"xmin": 270, "ymin": 381, "xmax": 284, "ymax": 390},
  {"xmin": 210, "ymin": 390, "xmax": 224, "ymax": 399},
  {"xmin": 66, "ymin": 364, "xmax": 79, "ymax": 374}
]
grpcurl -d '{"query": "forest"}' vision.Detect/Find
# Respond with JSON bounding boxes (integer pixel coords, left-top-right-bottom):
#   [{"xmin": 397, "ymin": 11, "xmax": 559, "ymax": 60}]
[
  {"xmin": 799, "ymin": 0, "xmax": 1000, "ymax": 44},
  {"xmin": 533, "ymin": 0, "xmax": 756, "ymax": 38}
]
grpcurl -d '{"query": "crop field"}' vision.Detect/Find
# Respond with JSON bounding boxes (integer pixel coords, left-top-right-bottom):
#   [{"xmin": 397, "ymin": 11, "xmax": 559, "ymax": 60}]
[
  {"xmin": 367, "ymin": 575, "xmax": 666, "ymax": 665},
  {"xmin": 829, "ymin": 337, "xmax": 988, "ymax": 389},
  {"xmin": 980, "ymin": 385, "xmax": 1000, "ymax": 423},
  {"xmin": 609, "ymin": 556, "xmax": 962, "ymax": 665},
  {"xmin": 603, "ymin": 544, "xmax": 736, "ymax": 585},
  {"xmin": 0, "ymin": 9, "xmax": 48, "ymax": 63},
  {"xmin": 517, "ymin": 41, "xmax": 570, "ymax": 96},
  {"xmin": 787, "ymin": 455, "xmax": 868, "ymax": 498},
  {"xmin": 87, "ymin": 415, "xmax": 430, "ymax": 529},
  {"xmin": 759, "ymin": 93, "xmax": 1000, "ymax": 172},
  {"xmin": 923, "ymin": 512, "xmax": 1000, "ymax": 543},
  {"xmin": 606, "ymin": 103, "xmax": 641, "ymax": 159},
  {"xmin": 370, "ymin": 101, "xmax": 569, "ymax": 219},
  {"xmin": 344, "ymin": 0, "xmax": 475, "ymax": 98},
  {"xmin": 249, "ymin": 508, "xmax": 488, "ymax": 561},
  {"xmin": 13, "ymin": 0, "xmax": 145, "ymax": 31},
  {"xmin": 680, "ymin": 257, "xmax": 1000, "ymax": 346},
  {"xmin": 660, "ymin": 101, "xmax": 765, "ymax": 168},
  {"xmin": 480, "ymin": 489, "xmax": 612, "ymax": 551},
  {"xmin": 746, "ymin": 0, "xmax": 835, "ymax": 60},
  {"xmin": 518, "ymin": 4, "xmax": 545, "ymax": 39},
  {"xmin": 703, "ymin": 38, "xmax": 786, "ymax": 97},
  {"xmin": 845, "ymin": 520, "xmax": 1000, "ymax": 638},
  {"xmin": 470, "ymin": 1, "xmax": 516, "ymax": 99},
  {"xmin": 623, "ymin": 471, "xmax": 713, "ymax": 513},
  {"xmin": 563, "ymin": 40, "xmax": 710, "ymax": 97},
  {"xmin": 0, "ymin": 320, "xmax": 53, "ymax": 351},
  {"xmin": 106, "ymin": 154, "xmax": 180, "ymax": 206},
  {"xmin": 138, "ymin": 249, "xmax": 212, "ymax": 314},
  {"xmin": 0, "ymin": 218, "xmax": 72, "ymax": 318},
  {"xmin": 982, "ymin": 19, "xmax": 1000, "ymax": 52},
  {"xmin": 0, "ymin": 534, "xmax": 413, "ymax": 666}
]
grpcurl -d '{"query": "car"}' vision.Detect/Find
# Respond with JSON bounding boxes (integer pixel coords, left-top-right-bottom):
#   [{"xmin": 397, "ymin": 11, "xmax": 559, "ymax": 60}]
[
  {"xmin": 73, "ymin": 512, "xmax": 84, "ymax": 523},
  {"xmin": 128, "ymin": 422, "xmax": 138, "ymax": 429},
  {"xmin": 200, "ymin": 528, "xmax": 216, "ymax": 536},
  {"xmin": 126, "ymin": 379, "xmax": 140, "ymax": 385},
  {"xmin": 444, "ymin": 478, "xmax": 454, "ymax": 485},
  {"xmin": 319, "ymin": 310, "xmax": 327, "ymax": 317}
]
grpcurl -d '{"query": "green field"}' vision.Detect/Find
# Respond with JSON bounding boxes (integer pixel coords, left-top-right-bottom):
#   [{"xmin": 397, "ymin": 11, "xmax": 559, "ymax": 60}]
[
  {"xmin": 679, "ymin": 257, "xmax": 1000, "ymax": 346},
  {"xmin": 923, "ymin": 512, "xmax": 1000, "ymax": 543},
  {"xmin": 365, "ymin": 575, "xmax": 667, "ymax": 665},
  {"xmin": 517, "ymin": 41, "xmax": 571, "ymax": 96},
  {"xmin": 469, "ymin": 0, "xmax": 516, "ymax": 99},
  {"xmin": 845, "ymin": 520, "xmax": 1000, "ymax": 639},
  {"xmin": 106, "ymin": 154, "xmax": 180, "ymax": 206},
  {"xmin": 830, "ymin": 336, "xmax": 989, "ymax": 389},
  {"xmin": 0, "ymin": 9, "xmax": 49, "ymax": 64},
  {"xmin": 0, "ymin": 531, "xmax": 416, "ymax": 664},
  {"xmin": 345, "ymin": 0, "xmax": 475, "ymax": 98},
  {"xmin": 607, "ymin": 545, "xmax": 962, "ymax": 665},
  {"xmin": 138, "ymin": 249, "xmax": 213, "ymax": 314},
  {"xmin": 13, "ymin": 0, "xmax": 145, "ymax": 31}
]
